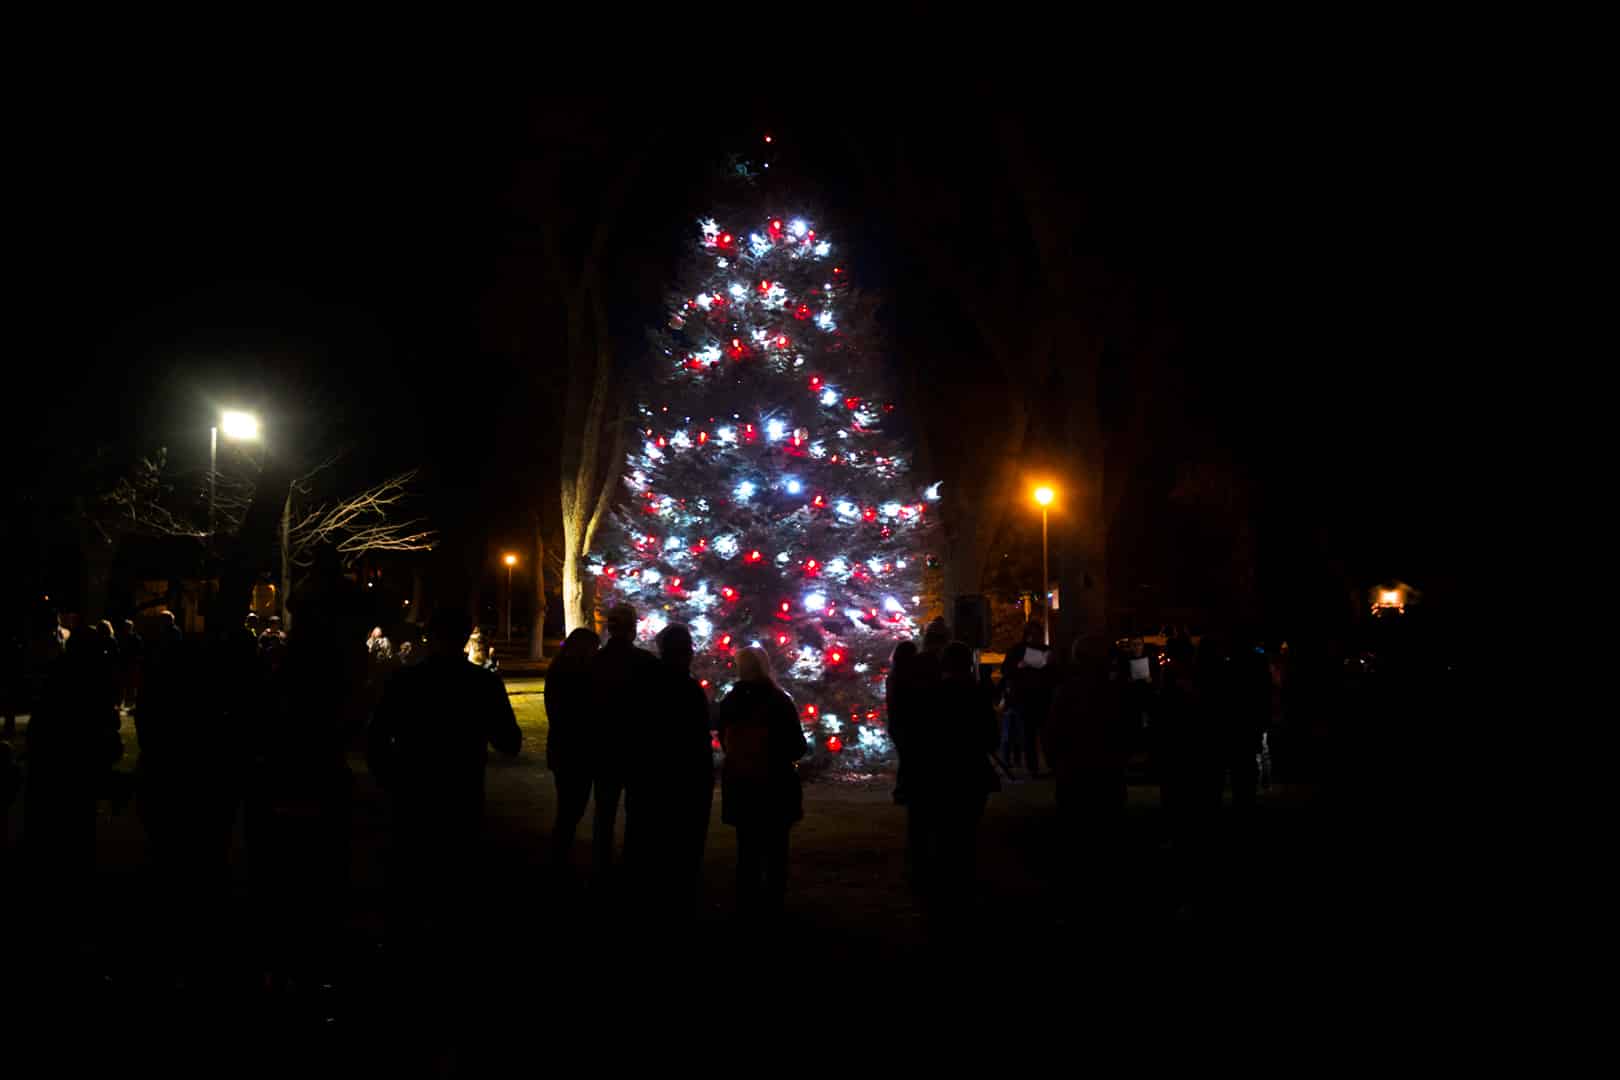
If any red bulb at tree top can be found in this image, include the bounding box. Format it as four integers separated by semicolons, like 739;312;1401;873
805;704;818;717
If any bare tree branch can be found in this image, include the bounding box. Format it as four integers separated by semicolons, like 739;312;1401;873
284;469;437;568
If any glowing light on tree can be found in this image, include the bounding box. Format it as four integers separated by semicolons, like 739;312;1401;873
591;212;935;768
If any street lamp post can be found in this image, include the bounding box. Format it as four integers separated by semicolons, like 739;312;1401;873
503;553;517;642
1033;486;1055;645
212;410;261;537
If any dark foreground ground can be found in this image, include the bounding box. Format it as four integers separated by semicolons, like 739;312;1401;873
0;681;1420;1070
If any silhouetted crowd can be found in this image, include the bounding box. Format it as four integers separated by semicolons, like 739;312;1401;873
3;572;1423;995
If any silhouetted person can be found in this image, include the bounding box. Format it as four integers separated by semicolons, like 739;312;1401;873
1001;621;1055;775
717;646;807;919
1154;633;1204;846
587;604;657;877
1215;634;1270;815
1047;635;1132;896
26;631;121;933
117;618;144;710
136;622;254;982
886;640;920;807
544;626;599;868
627;623;714;916
153;609;182;658
902;621;950;874
248;591;357;993
0;741;18;847
907;642;998;906
369;608;521;943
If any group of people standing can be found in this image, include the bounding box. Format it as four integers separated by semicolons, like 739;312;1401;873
887;620;1001;905
543;603;805;919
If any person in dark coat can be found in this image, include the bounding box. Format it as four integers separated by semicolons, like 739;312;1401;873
117;619;144;711
0;740;19;847
544;626;599;868
24;631;120;884
247;591;356;993
1215;634;1270;814
368;608;521;940
885;640;920;806
19;629;120;957
156;609;183;651
627;623;714;915
716;646;807;917
1047;635;1132;896
908;642;999;904
587;604;658;876
1154;633;1203;846
1001;621;1055;775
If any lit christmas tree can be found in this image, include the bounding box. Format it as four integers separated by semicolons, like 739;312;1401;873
590;210;937;769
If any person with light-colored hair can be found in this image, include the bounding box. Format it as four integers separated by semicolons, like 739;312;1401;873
716;645;808;917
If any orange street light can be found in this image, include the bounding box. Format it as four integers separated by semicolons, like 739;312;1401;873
1032;486;1056;643
502;553;518;641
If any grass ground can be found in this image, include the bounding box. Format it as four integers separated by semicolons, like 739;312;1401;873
1;676;1362;1065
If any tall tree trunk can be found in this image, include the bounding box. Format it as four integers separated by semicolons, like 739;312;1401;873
529;508;547;660
561;541;591;636
410;567;424;623
559;288;625;633
279;490;293;632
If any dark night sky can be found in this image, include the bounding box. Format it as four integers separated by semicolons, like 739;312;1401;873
14;82;1471;621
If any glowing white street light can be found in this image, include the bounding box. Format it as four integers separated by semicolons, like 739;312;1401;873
211;410;262;536
221;410;261;441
